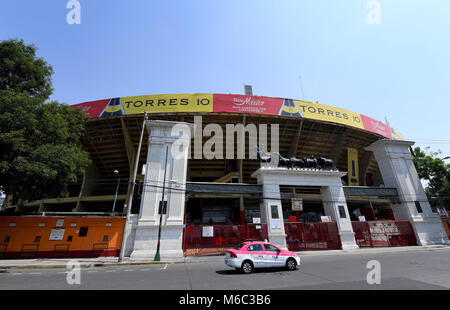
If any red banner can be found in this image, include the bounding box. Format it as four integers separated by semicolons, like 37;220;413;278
360;114;392;139
71;99;110;119
213;94;283;115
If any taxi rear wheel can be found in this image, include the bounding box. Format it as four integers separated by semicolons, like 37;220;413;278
241;260;254;274
286;258;297;271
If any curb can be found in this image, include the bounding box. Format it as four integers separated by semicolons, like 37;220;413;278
0;260;184;270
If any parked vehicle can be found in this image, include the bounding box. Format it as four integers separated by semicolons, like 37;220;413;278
225;241;301;274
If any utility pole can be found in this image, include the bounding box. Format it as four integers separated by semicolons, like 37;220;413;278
118;112;148;262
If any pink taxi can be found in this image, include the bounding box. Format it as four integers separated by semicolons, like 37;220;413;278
225;241;301;274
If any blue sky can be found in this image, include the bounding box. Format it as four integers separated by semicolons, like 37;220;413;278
1;0;449;159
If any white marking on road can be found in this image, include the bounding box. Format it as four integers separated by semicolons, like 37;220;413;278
106;270;116;273
29;272;41;275
123;269;133;272
11;273;22;275
163;264;168;270
87;270;98;273
57;271;67;274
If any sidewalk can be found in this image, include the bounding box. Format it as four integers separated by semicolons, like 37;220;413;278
0;245;449;269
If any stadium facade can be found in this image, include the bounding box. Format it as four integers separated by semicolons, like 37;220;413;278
0;93;448;259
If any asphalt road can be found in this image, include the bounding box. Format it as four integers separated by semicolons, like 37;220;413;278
1;248;449;290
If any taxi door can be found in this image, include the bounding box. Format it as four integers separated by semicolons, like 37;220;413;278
246;243;265;267
263;243;284;267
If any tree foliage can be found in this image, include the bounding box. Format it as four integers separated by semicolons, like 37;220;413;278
412;146;450;207
0;39;90;204
0;39;53;99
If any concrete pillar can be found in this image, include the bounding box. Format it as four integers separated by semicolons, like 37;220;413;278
130;120;194;259
260;182;287;248
321;185;358;249
365;139;449;245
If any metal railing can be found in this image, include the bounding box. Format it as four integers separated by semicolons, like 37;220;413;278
352;220;417;248
285;222;342;251
183;224;268;256
20;244;39;258
53;244;70;258
92;243;109;257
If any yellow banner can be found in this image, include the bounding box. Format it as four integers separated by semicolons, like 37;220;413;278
121;93;213;114
347;147;359;186
294;100;364;129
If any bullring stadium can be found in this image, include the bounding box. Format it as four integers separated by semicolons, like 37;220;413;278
0;92;448;259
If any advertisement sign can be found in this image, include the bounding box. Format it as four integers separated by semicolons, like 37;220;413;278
293;100;365;130
358;216;367;222
252;217;261;224
279;98;303;117
202;226;214;237
100;97;125;117
71;99;110;119
49;228;65;241
70;93;401;140
121;93;213;115
213;94;283;115
270;219;281;229
360;114;392;139
391;128;404;140
291;198;303;211
347;147;359;186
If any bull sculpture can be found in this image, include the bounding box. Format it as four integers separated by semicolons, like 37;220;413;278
257;150;337;171
256;146;272;164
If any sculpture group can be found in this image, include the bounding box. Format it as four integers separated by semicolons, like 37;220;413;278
256;147;337;171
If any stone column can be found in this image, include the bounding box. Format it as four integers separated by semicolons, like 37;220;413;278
130;120;194;259
251;170;287;248
321;185;358;249
261;181;287;249
365;139;449;245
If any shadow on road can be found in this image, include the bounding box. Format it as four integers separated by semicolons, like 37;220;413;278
216;267;296;275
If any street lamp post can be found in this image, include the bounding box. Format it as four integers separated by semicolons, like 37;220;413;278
154;145;169;262
112;170;120;215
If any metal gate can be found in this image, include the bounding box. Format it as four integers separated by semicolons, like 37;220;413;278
352;220;417;247
285;222;342;251
183;224;268;256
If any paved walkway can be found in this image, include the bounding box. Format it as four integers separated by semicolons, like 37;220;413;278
0;245;448;269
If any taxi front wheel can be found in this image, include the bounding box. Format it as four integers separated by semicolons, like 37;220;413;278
286;258;297;271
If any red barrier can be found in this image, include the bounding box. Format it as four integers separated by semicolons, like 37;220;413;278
352;220;417;248
183;224;268;256
285;222;342;251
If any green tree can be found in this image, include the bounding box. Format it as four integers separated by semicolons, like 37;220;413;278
412;146;450;208
0;39;90;205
